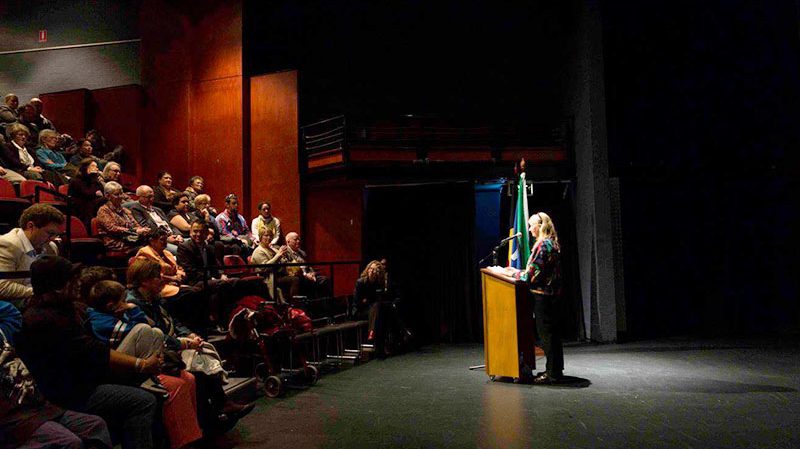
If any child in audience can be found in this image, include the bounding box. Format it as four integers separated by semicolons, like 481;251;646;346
86;280;203;449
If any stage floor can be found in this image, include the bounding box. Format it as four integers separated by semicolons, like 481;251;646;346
221;338;799;448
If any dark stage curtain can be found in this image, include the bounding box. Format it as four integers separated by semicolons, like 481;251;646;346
363;182;479;343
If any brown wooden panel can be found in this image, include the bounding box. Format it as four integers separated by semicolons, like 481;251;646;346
304;183;363;297
249;71;299;233
140;82;191;189
89;85;143;178
308;152;344;169
38;89;89;140
191;2;243;81
190;77;244;212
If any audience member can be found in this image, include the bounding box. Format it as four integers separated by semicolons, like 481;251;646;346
192;194;222;241
35;129;71;179
177;219;268;328
134;228;187;300
29;97;56;132
16;103;42;145
86;129;122;164
215;194;255;253
153;171;180;212
184;176;204;209
250;228;289;298
68;158;105;227
128;185;183;253
1;298;113;449
126;258;255;431
0;94;19;131
15;255;159;449
0;204;62;309
96;181;150;255
67;138;120;172
86;279;203;449
251;201;283;245
274;232;330;300
168;192;194;238
1;123;47;181
353;260;397;358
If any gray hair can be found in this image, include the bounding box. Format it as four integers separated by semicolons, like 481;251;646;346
38;129;59;146
135;185;153;196
104;181;123;195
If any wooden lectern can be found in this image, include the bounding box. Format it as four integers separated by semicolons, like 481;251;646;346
480;268;536;382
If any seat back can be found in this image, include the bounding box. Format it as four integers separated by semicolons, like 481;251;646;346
20;180;58;201
69;216;91;238
90;217;101;236
58;184;69;196
0;179;18;199
223;254;250;276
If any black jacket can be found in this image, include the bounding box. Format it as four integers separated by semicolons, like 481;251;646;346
177;240;220;285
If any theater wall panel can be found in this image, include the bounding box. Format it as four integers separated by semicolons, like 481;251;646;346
90;85;143;178
249;71;300;235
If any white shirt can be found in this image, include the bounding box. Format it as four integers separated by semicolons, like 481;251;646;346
12;141;35;168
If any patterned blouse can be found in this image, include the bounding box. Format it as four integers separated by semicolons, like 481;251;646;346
96;203;139;252
521;238;562;296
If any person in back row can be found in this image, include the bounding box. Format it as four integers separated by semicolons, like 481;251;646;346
251;201;282;246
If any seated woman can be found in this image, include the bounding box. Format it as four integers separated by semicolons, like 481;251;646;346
86;280;202;449
183;176;204;209
153;171;181;213
168;193;194;239
125;258;255;431
99;161;132;202
34;128;72;182
354;260;403;358
15;255;160;449
95;181;150;255
68;158;105;228
135;228;209;332
1;122;54;183
250;228;289;300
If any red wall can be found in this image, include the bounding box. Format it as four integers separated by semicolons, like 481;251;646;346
139;0;244;212
38;89;89;140
249;71;300;235
89;85;143;178
304;181;363;296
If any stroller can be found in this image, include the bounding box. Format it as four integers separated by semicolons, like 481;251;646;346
228;296;318;397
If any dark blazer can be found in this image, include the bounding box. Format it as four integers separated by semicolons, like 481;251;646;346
126;201;173;233
0;142;39;173
177;240;220;285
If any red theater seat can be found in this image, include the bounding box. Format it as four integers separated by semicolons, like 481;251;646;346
223;254;252;277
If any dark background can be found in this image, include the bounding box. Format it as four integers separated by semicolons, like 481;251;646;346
247;0;800;340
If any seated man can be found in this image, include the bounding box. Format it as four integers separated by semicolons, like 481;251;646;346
214;194;255;255
274;232;330;301
127;185;183;254
177;219;268;330
29;97;56;132
0;204;62;309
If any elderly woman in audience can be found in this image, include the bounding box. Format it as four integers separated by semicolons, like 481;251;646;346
86;279;203;449
68;158;106;228
15;255;160;449
126;258;255;431
250;228;288;299
153;171;181;212
96;181;150;254
99;161;132;200
184;176;204;209
168;192;194;238
35;129;71;178
1;123;47;181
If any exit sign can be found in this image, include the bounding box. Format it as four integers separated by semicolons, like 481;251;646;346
38;30;47;42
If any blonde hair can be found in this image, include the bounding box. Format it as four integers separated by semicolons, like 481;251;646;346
194;194;211;207
530;212;559;246
359;260;387;285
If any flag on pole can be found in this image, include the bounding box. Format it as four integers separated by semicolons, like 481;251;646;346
508;172;531;269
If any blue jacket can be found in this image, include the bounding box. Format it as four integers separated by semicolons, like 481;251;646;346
126;288;192;350
35;146;68;170
0;300;22;345
86;306;149;349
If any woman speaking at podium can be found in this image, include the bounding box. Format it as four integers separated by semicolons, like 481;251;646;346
507;212;563;384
